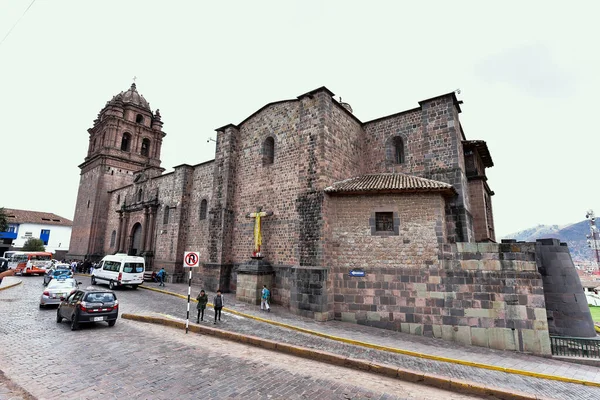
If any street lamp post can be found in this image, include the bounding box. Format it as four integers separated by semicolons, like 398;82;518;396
586;209;600;270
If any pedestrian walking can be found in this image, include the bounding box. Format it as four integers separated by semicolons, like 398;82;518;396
261;284;271;312
196;290;208;322
157;267;166;286
213;289;224;324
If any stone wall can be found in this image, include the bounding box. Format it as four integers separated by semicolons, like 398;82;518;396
533;238;596;337
274;265;332;321
332;236;552;355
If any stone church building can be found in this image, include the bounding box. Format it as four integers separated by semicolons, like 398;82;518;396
69;84;595;354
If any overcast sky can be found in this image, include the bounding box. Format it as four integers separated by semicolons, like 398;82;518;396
1;0;599;238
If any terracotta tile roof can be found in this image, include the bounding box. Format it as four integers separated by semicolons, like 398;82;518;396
324;173;456;196
3;208;72;227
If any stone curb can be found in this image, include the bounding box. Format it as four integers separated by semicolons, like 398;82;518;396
139;284;600;388
0;279;22;291
122;313;543;400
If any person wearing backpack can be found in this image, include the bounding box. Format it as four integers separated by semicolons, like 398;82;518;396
261;284;271;312
196;289;208;322
213;289;224;324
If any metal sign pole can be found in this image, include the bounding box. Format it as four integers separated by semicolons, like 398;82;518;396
185;267;192;334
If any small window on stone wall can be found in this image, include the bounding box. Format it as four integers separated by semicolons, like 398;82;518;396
393;136;404;164
116;194;120;204
121;132;131;151
262;136;275;165
87;200;90;209
110;230;116;247
163;206;170;224
370;211;399;236
136;114;144;124
199;199;207;220
141;138;150;157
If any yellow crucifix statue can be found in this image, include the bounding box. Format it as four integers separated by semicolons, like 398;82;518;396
246;207;273;257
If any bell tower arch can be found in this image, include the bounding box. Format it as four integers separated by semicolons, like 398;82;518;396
68;83;166;261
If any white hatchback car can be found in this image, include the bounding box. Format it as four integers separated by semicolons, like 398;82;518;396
40;278;80;308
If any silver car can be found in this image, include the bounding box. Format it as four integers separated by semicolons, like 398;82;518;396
40;278;80;308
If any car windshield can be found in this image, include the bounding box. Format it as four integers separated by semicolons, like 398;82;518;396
53;270;71;276
84;292;116;303
47;280;76;289
123;262;144;273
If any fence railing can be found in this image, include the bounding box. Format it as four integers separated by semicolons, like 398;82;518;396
550;335;600;359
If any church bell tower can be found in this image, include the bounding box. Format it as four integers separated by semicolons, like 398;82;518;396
68;83;166;261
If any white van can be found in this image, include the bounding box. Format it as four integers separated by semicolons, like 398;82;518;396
91;254;145;289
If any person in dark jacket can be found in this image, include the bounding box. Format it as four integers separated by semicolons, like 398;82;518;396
196;290;208;322
213;289;224;324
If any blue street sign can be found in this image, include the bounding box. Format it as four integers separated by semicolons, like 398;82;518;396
349;269;366;277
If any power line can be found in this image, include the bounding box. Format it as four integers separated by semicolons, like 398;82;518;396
0;0;37;47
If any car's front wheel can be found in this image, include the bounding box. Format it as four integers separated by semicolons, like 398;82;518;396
70;315;79;331
91;275;96;285
108;320;116;327
56;310;62;323
109;280;115;290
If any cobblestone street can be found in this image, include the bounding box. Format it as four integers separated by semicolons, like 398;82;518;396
0;277;488;400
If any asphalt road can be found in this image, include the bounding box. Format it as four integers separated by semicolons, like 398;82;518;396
0;276;486;400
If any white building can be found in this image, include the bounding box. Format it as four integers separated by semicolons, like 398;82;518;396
1;208;72;257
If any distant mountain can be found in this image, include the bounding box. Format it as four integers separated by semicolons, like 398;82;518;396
502;221;599;263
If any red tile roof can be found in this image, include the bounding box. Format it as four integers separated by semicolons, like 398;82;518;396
324;173;456;196
3;208;72;227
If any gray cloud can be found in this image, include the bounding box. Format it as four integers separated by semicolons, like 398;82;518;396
475;44;575;97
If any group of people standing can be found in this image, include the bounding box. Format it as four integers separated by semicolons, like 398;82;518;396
194;285;271;324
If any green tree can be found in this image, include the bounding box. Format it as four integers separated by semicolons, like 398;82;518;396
0;208;8;232
23;238;45;251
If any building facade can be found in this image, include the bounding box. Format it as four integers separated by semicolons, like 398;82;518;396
0;208;72;258
69;84;595;354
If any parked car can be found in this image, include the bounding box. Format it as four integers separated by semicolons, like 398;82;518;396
43;266;73;286
56;288;119;330
91;254;144;289
40;278;80;308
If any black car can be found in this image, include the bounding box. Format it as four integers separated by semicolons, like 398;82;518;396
56;289;119;330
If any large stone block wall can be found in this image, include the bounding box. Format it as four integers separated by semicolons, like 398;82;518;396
533;238;597;337
273;265;332;321
332;232;552;354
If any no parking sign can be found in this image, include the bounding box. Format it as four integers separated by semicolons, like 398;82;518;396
183;251;200;268
183;251;200;334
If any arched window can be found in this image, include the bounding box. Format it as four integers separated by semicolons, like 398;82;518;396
387;136;405;164
137;189;143;202
199;199;207;220
262;136;275;165
141;138;150;157
136;114;144;124
121;132;131;151
110;230;116;247
163;206;170;224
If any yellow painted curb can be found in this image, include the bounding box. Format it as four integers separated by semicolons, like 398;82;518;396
122;313;539;400
138;285;600;388
0;279;22;291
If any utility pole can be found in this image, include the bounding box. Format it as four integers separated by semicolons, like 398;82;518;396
585;209;600;270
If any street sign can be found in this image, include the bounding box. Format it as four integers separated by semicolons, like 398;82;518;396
183;251;200;268
349;269;366;277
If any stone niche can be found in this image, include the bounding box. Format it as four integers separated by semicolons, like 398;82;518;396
235;258;274;305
